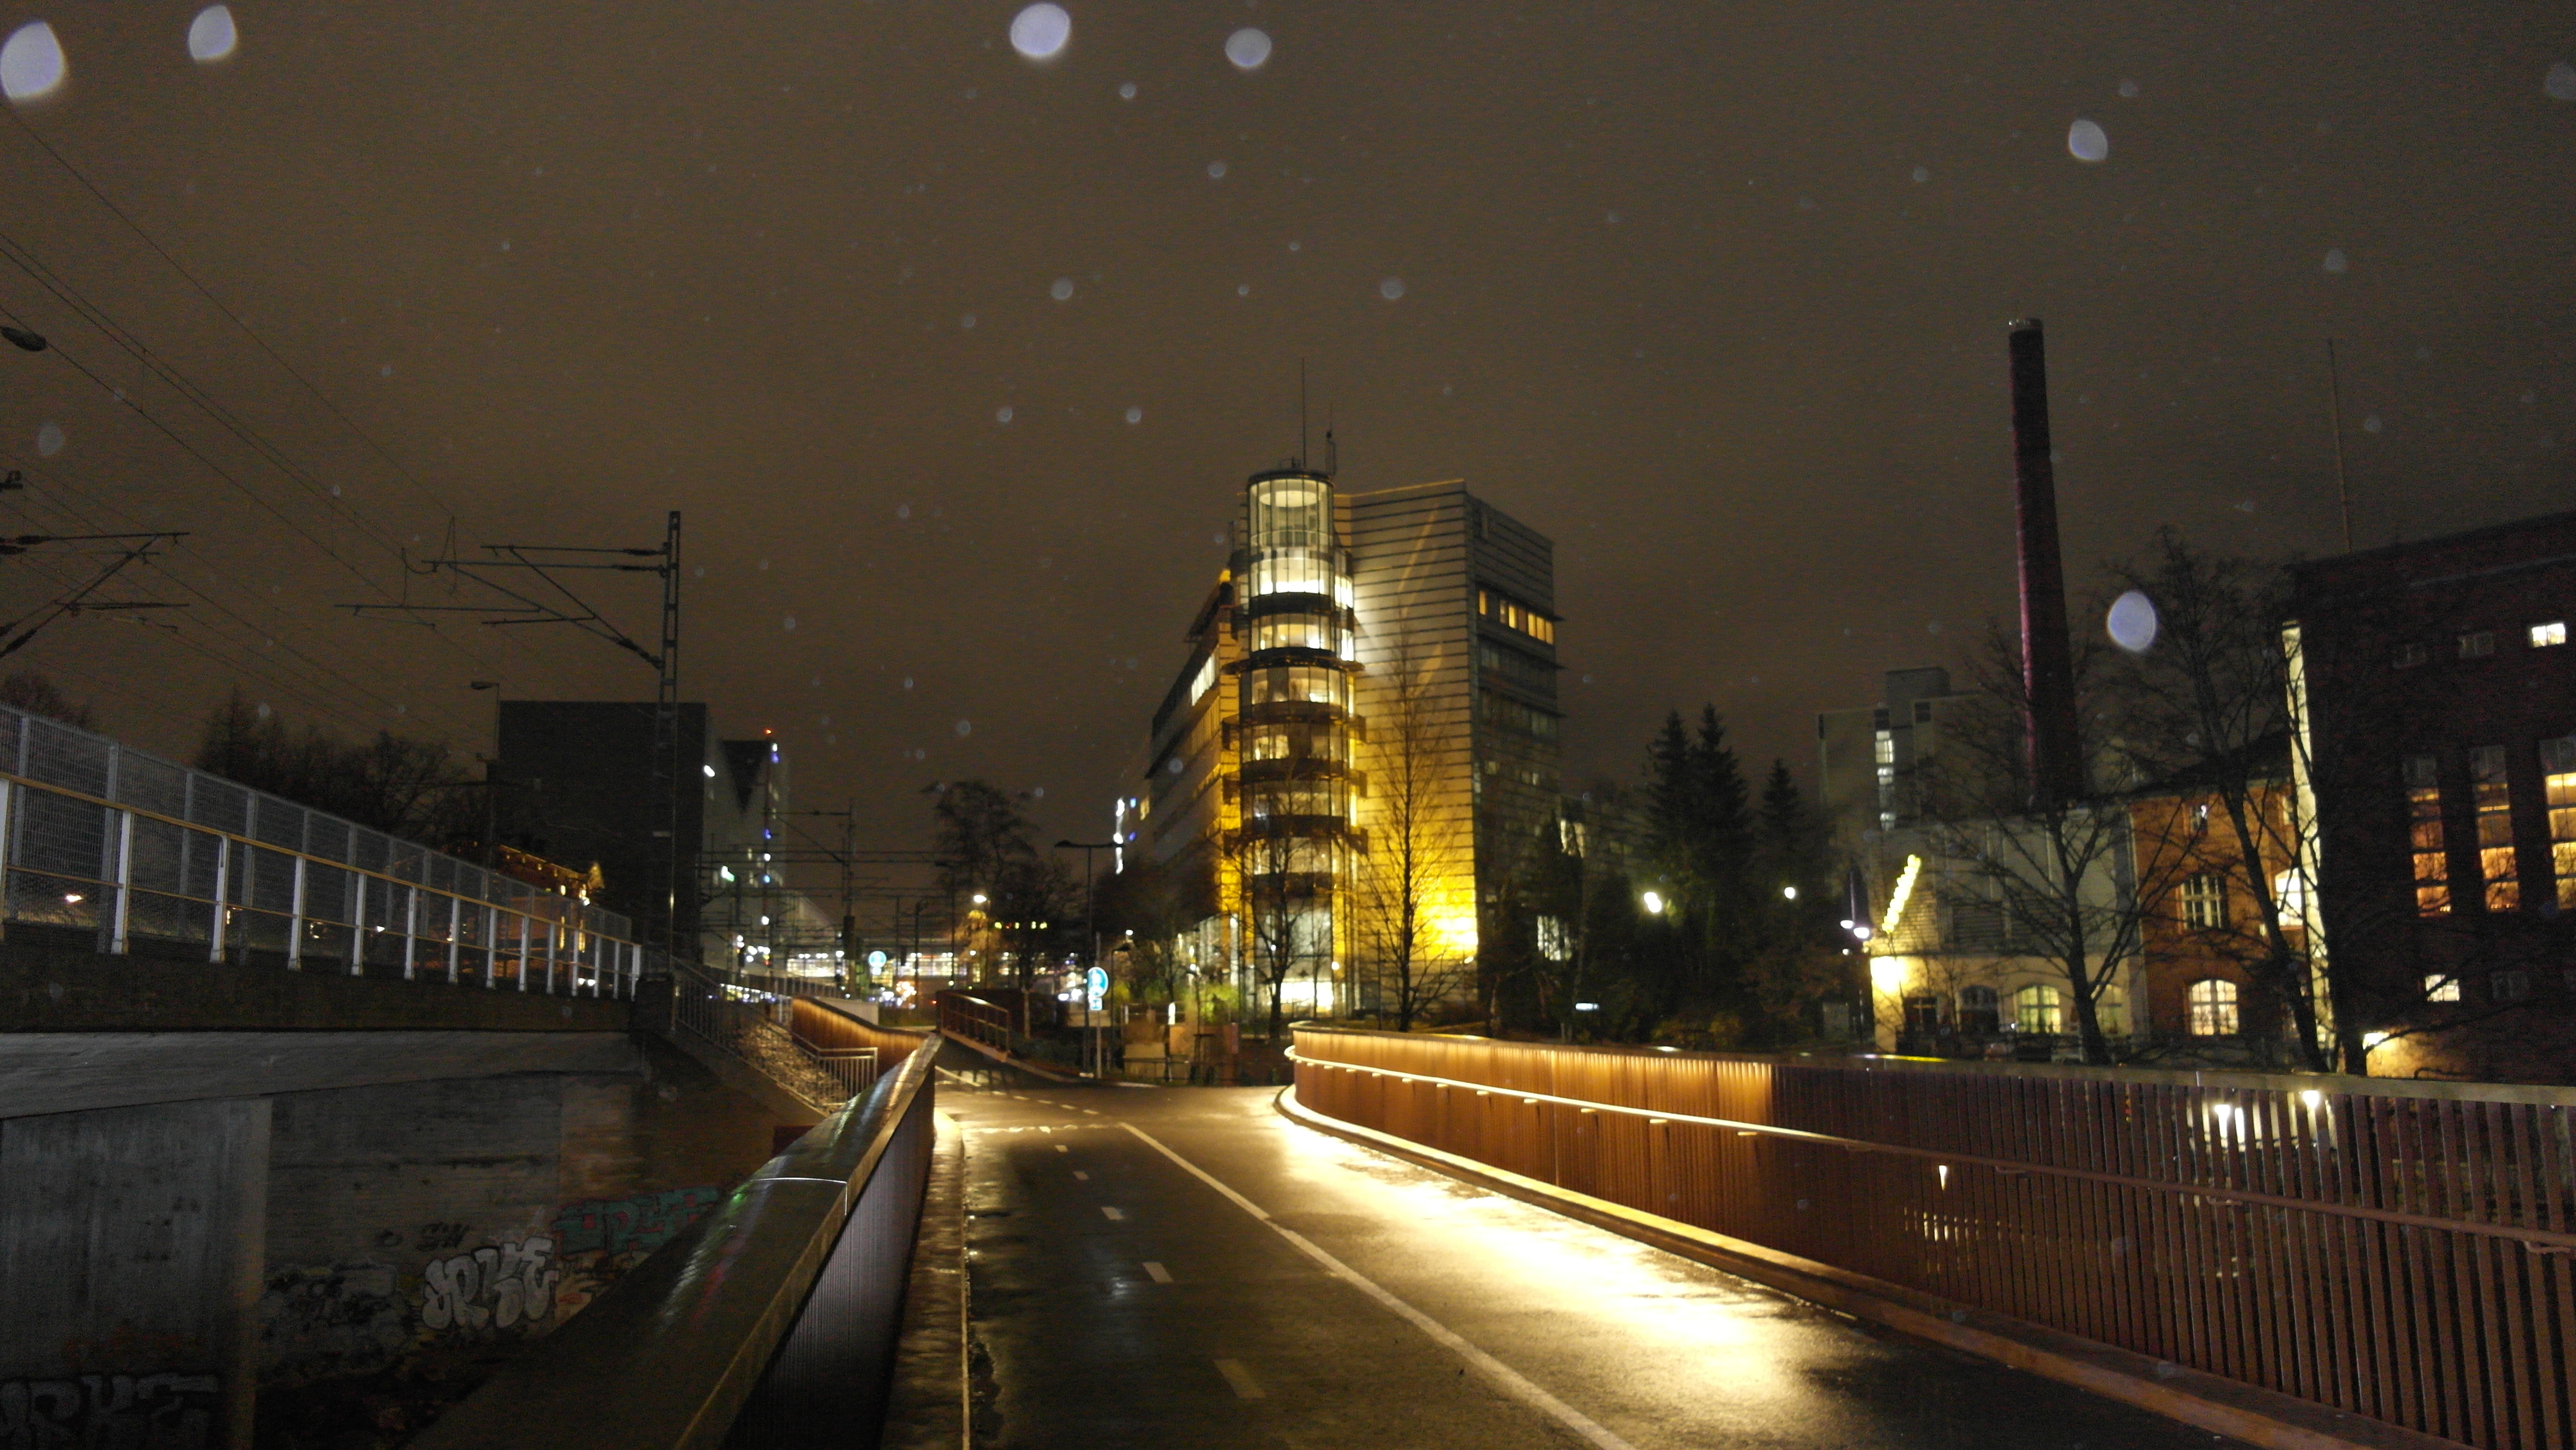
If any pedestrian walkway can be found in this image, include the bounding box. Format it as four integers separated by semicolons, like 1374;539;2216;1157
951;1081;2253;1450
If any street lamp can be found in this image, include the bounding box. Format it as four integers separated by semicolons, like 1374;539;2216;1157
1055;837;1117;1077
1;326;45;353
1641;890;1666;916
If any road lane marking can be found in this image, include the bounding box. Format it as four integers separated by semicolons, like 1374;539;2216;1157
1121;1123;1638;1450
1055;1144;1070;1153
1074;1171;1090;1181
1143;1261;1173;1284
1214;1358;1265;1400
1101;1206;1126;1221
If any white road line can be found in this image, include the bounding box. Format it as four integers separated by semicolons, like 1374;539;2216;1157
1143;1260;1174;1284
1101;1206;1126;1221
1054;1144;1070;1153
1074;1170;1090;1181
1121;1123;1639;1450
1213;1358;1265;1401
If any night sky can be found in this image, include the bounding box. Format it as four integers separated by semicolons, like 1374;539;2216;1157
0;0;2570;896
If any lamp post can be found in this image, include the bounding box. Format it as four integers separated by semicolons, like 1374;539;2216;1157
2;327;45;497
469;681;503;869
1054;838;1115;1075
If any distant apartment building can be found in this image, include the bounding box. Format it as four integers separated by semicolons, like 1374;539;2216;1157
2287;508;2576;1082
1818;667;2141;1055
1123;468;1562;1022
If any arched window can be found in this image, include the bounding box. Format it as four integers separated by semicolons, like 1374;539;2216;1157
2013;983;2061;1034
2187;979;2240;1037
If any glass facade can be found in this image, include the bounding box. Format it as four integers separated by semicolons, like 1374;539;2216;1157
1237;471;1362;995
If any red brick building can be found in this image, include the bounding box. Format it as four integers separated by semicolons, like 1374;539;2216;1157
2289;509;2576;1083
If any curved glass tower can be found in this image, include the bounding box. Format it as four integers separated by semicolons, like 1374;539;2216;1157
1235;468;1359;1006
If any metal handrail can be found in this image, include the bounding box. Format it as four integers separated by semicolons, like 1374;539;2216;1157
412;1031;942;1450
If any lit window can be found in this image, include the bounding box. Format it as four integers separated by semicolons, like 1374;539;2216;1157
1558;818;1587;857
2543;736;2576;910
1189;653;1217;706
2180;873;2228;929
1874;731;1896;766
1536;915;1571;962
2405;755;2450;917
2424;973;2461;1003
2392;643;2429;669
2470;744;2517;910
2459;631;2496;660
2013;984;2062;1035
2186;979;2239;1037
2532;621;2568;648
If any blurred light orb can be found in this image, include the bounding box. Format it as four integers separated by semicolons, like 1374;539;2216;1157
1378;277;1406;301
954;718;974;738
1118;81;1136;100
1124;406;1143;424
188;6;236;63
995;405;1014;423
2322;248;2349;274
1225;27;1272;71
2;22;66;101
1206;160;1227;179
2107;590;2159;653
35;421;65;457
2547;61;2576;102
1009;4;1070;60
959;312;976;329
2067;118;2109;162
2117;78;2139;98
1050;276;1074;301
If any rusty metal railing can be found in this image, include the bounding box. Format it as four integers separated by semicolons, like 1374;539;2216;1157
413;1031;940;1450
1291;1028;2576;1450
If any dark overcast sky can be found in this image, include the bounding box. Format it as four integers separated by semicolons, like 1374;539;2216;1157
1;0;2570;889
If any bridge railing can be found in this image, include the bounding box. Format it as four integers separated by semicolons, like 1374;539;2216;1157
412;1029;942;1450
0;704;652;996
1292;1028;2576;1450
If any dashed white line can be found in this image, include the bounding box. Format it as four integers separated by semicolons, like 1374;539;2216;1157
1214;1358;1264;1400
1100;1206;1126;1221
1143;1260;1174;1284
1121;1122;1638;1450
1055;1144;1070;1153
1073;1170;1090;1181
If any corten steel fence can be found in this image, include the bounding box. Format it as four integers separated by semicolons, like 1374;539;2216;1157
1292;1028;2576;1450
937;991;1014;1053
412;1032;942;1450
0;705;653;996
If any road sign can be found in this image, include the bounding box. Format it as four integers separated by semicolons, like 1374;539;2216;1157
1085;965;1108;1012
866;949;888;970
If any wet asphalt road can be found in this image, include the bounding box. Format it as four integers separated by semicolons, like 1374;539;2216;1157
949;1064;2252;1450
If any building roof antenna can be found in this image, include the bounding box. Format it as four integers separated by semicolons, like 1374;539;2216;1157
1297;359;1309;471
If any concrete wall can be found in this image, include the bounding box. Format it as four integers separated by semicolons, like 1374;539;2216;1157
1;1031;786;1447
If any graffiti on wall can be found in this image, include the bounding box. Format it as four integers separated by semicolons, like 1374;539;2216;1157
258;1261;412;1386
552;1188;719;1259
420;1236;559;1334
0;1373;220;1449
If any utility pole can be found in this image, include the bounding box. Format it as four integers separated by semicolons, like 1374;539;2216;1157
2325;338;2355;554
344;512;685;957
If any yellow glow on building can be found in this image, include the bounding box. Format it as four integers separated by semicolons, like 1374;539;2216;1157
1879;854;1923;940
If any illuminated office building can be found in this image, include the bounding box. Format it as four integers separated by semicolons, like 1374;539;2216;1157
1127;468;1562;1021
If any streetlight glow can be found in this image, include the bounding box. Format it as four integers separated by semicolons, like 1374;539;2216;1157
1641;890;1665;915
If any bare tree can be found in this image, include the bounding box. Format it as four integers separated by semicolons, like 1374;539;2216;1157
2108;533;2336;1070
1916;622;2167;1065
1232;812;1321;1041
0;670;95;729
1352;630;1474;1031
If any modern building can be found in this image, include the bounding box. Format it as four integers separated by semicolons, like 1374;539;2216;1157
1125;468;1562;1025
2286;508;2576;1082
494;700;709;956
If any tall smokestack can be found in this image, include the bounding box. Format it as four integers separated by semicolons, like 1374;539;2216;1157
2007;319;2084;808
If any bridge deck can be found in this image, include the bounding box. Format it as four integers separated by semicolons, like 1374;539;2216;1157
951;1078;2250;1450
